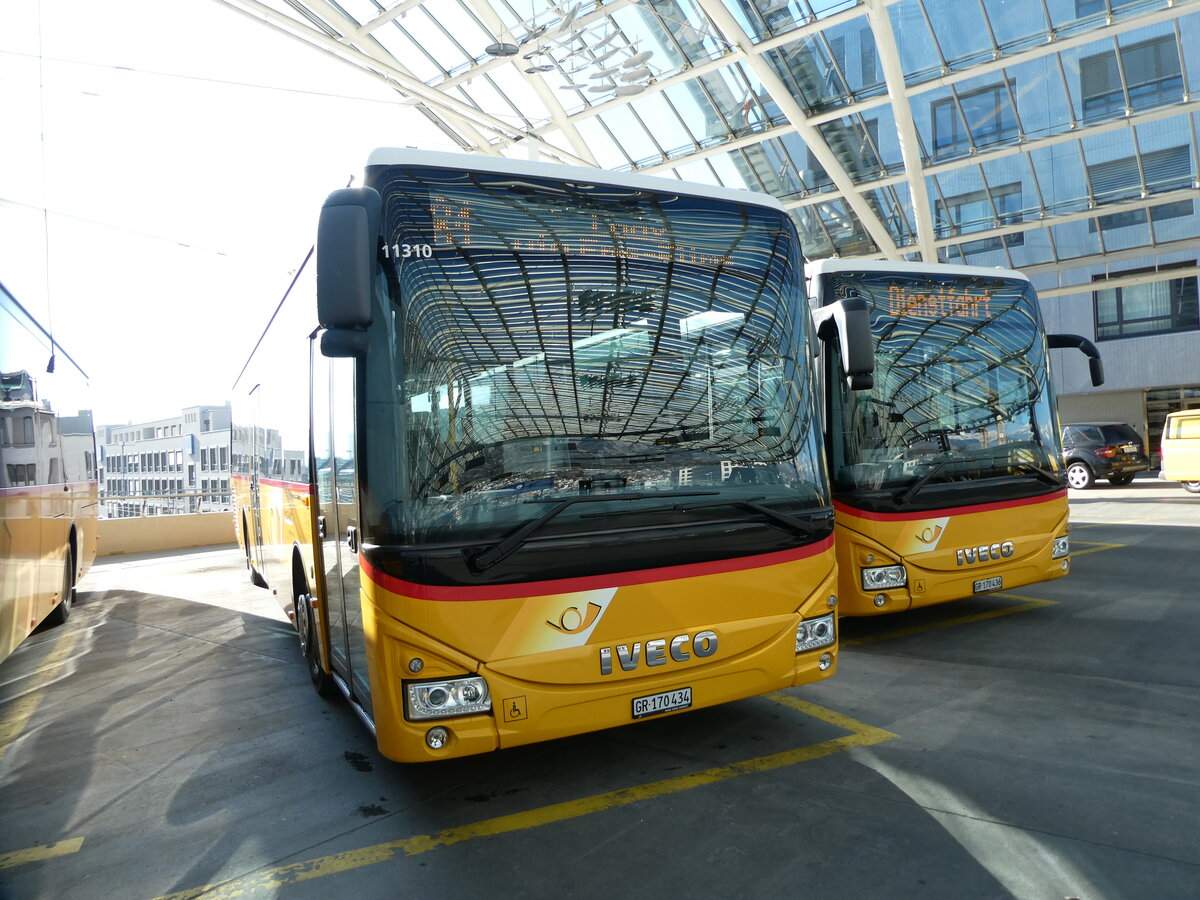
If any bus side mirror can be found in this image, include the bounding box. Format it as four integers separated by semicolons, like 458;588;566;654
317;187;382;356
813;297;874;391
1048;333;1105;387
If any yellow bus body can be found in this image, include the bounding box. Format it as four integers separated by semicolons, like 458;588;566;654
833;491;1069;616
236;474;839;762
362;543;838;761
1160;410;1200;487
0;481;98;661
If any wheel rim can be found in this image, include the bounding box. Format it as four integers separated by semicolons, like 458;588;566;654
62;557;74;612
295;593;311;656
1067;465;1089;489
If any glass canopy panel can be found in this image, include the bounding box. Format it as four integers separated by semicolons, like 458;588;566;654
592;104;663;169
573;116;631;169
817;114;890;184
725;1;815;44
734;138;809;199
981;0;1053;54
927;0;996;71
864;186;915;248
618;0;727;70
801;13;889;104
1008;222;1057;268
789;205;836;258
1002;52;1074;142
1028;142;1090;217
401;2;483;77
369;17;450;83
1049;219;1104;260
762;33;854;115
1047;0;1171;39
811;198;875;254
887;0;945;86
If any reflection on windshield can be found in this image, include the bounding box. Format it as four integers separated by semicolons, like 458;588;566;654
826;271;1063;497
361;166;828;545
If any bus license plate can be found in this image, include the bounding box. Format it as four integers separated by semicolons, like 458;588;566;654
974;576;1003;593
632;687;692;719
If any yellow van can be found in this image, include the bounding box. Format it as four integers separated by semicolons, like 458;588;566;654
1160;409;1200;493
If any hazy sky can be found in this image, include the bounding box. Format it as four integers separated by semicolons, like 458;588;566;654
0;0;459;426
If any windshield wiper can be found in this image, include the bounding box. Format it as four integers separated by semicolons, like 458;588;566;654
1009;461;1064;487
467;491;718;574
896;460;951;505
607;495;823;540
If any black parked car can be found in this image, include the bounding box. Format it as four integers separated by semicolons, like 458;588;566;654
1060;423;1150;489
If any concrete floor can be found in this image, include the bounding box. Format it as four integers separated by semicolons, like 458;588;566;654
1;478;1198;899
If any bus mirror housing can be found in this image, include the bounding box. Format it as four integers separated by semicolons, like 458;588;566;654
813;297;875;391
317;187;382;348
1048;333;1105;387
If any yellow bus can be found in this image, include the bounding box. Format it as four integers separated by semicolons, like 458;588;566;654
0;282;98;664
809;259;1103;616
1159;409;1200;493
232;149;872;762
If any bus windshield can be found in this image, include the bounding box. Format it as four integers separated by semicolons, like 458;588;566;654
359;165;828;561
823;270;1063;509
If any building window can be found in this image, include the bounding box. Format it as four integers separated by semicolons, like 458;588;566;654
1086;145;1192;204
1090;198;1194;233
1080;34;1183;122
931;82;1018;157
1094;264;1199;340
935;182;1025;253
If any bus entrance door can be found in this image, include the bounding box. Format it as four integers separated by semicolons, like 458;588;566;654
315;354;372;717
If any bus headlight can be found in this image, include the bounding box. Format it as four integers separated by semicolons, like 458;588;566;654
406;676;491;720
861;564;906;591
1052;536;1069;559
796;614;836;653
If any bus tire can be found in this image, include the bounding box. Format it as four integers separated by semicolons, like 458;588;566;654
295;587;334;697
44;553;75;628
1182;481;1200;494
1066;462;1093;490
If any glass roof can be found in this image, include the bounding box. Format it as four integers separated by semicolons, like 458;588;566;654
210;0;1199;293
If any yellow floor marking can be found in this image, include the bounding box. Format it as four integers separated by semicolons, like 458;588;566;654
0;626;83;763
1069;541;1124;557
0;837;85;870
844;593;1058;646
153;700;895;900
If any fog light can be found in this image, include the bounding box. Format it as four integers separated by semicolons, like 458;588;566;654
796;613;836;653
874;594;887;608
862;564;906;591
1052;536;1069;559
818;652;833;671
426;726;450;750
407;675;491;720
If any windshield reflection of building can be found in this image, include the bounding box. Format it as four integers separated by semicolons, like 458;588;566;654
1;370;96;489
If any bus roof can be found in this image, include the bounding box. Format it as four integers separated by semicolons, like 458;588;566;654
806;258;1031;284
365;148;788;214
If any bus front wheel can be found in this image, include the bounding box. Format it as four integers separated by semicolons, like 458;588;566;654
44;553;75;628
295;588;334;697
1183;481;1200;494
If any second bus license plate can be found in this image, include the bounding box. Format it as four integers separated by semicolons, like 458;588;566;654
632;687;692;719
973;576;1003;593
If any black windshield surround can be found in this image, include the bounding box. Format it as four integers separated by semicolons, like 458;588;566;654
824;270;1065;515
356;164;831;587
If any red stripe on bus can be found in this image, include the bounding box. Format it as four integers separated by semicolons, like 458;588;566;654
362;535;835;602
833;490;1067;522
